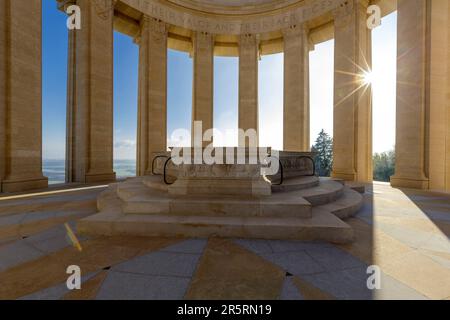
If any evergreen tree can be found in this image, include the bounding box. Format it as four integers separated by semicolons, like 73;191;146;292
311;129;333;177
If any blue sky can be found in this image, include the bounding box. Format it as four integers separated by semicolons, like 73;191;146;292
42;1;397;160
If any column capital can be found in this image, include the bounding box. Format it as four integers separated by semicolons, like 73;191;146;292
282;23;308;40
239;33;259;48
332;0;370;20
92;0;115;20
58;0;116;19
139;16;168;45
194;31;215;45
192;31;215;56
56;0;77;13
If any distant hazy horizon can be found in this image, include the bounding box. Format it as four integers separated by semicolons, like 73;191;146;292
43;159;137;184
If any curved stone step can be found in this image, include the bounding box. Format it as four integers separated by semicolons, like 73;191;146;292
78;209;354;244
116;178;156;201
142;175;169;192
316;188;363;219
344;182;366;194
289;180;345;206
331;178;366;194
97;184;123;212
115;178;346;217
114;177;311;218
122;192;312;219
271;176;320;193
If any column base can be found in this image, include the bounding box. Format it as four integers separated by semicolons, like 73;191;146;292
332;171;356;181
1;176;48;193
390;176;430;190
85;172;116;184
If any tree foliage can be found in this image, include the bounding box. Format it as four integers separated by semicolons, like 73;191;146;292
310;130;395;181
311;129;333;177
373;150;395;182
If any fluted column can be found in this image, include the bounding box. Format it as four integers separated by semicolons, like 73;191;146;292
66;0;116;183
390;0;429;189
332;0;372;182
447;1;450;192
0;0;48;192
63;0;76;183
0;0;6;192
239;34;259;141
283;24;310;152
136;17;168;176
392;0;450;191
192;32;214;146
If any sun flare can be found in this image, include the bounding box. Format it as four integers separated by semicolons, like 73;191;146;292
362;71;374;85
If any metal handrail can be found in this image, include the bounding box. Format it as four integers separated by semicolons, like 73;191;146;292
163;157;174;185
271;158;284;186
268;155;316;186
297;156;316;177
264;156;283;186
151;155;169;175
154;154;315;186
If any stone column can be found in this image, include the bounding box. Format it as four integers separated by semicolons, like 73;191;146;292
283;24;310;152
447;1;450;193
392;0;450;191
136;17;168;176
63;0;76;183
428;0;450;191
192;32;214;146
0;0;48;192
66;0;116;183
332;0;372;182
390;0;429;189
238;34;259;142
0;0;5;192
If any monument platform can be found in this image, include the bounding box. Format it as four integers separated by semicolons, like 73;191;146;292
78;150;364;244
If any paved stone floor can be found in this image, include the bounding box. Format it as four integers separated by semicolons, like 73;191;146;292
0;183;449;300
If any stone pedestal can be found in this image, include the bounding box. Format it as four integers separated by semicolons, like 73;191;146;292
78;148;361;244
283;24;310;152
66;0;116;183
0;0;48;193
239;34;259;140
332;0;372;183
153;148;316;197
169;149;271;197
136;17;168;176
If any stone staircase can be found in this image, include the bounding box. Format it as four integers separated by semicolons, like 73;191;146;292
78;174;364;244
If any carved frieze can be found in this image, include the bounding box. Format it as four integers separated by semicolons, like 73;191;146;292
122;0;349;35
